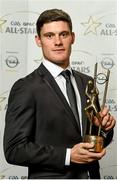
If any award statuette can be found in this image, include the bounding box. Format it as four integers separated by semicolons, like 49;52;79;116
83;63;110;152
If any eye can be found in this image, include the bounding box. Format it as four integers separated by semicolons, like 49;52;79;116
61;32;69;38
44;33;54;39
47;34;53;38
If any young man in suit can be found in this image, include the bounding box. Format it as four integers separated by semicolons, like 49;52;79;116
4;9;116;179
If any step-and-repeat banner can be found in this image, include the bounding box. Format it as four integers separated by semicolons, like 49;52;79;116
0;0;117;179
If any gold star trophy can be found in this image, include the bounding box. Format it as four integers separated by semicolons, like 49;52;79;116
83;63;110;152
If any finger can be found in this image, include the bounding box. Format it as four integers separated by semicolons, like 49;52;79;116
87;148;106;159
93;116;101;126
81;142;95;152
104;115;116;130
100;106;109;117
102;114;110;126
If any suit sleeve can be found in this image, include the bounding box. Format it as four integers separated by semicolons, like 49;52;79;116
3;79;66;170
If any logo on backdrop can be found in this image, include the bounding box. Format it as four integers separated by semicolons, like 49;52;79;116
102;165;117;179
96;73;107;84
81;16;102;35
0;11;40;73
0;19;7;32
0;175;28;179
106;97;117;112
71;50;94;75
81;13;117;36
5;55;20;68
101;56;115;70
0;11;39;34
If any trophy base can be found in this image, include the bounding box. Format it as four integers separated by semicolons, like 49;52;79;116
83;135;104;153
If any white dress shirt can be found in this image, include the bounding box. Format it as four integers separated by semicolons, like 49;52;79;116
43;59;83;165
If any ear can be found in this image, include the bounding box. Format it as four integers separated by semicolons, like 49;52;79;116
35;35;42;47
71;32;75;44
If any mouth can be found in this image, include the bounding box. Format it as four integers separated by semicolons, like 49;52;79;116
53;49;65;52
53;48;65;50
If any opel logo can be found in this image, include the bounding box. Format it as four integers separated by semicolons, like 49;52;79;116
96;73;107;84
6;56;19;68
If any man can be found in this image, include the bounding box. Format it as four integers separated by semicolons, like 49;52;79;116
3;9;116;179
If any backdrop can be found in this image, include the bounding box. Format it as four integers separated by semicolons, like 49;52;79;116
0;0;117;179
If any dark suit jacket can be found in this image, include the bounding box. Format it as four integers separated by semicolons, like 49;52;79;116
3;63;113;179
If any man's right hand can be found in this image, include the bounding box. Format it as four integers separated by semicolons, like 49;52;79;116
70;142;106;164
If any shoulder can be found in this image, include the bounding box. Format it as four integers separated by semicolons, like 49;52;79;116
8;68;41;106
9;67;41;99
12;67;39;89
73;69;93;83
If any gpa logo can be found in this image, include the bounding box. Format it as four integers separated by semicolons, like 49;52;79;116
5;55;19;68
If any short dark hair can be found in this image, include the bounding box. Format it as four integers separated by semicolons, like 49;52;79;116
36;9;73;36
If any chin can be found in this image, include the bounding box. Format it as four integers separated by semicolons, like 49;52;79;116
55;59;67;64
55;60;68;67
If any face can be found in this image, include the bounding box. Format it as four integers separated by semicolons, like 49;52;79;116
35;21;75;68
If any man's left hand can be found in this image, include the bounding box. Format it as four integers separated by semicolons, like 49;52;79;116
94;106;116;131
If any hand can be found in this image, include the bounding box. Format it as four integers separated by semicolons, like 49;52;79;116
93;106;116;131
70;142;106;164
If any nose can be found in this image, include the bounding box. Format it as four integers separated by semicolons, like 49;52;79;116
54;35;62;46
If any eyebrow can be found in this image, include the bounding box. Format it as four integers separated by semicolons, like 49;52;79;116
43;30;70;36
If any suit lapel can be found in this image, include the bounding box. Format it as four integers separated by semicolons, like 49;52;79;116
37;64;79;130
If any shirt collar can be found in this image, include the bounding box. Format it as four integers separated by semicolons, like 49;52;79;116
43;59;73;79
